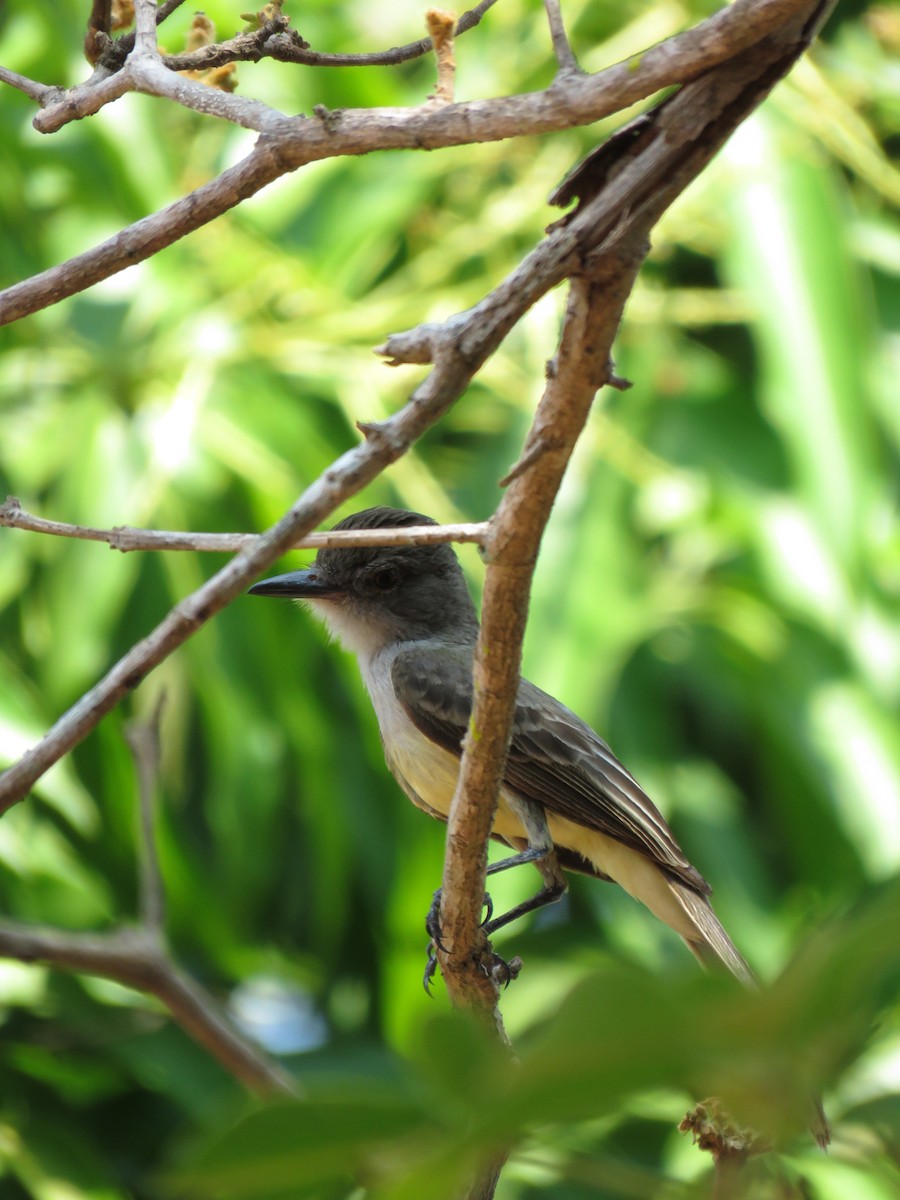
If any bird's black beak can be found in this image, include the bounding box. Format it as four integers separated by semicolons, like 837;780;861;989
248;569;343;599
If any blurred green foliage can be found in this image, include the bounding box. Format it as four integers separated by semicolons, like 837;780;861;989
0;0;899;1197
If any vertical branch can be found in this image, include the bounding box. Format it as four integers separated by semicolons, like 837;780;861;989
544;0;581;75
434;236;647;1200
436;236;646;1011
85;0;114;61
132;0;160;57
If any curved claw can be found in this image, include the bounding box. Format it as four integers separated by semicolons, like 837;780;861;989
424;889;504;994
423;943;439;996
425;888;448;952
482;952;510;988
485;952;522;990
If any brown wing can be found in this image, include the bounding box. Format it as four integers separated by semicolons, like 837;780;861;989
390;645;709;895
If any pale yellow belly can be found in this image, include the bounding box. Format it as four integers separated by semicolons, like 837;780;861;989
386;722;698;943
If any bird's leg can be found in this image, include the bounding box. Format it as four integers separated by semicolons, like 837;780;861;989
423;799;566;992
482;848;567;935
481;796;567;935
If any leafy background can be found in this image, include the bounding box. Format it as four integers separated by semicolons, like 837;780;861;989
0;0;899;1196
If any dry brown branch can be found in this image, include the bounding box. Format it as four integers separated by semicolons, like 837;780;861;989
132;0;159;55
0;921;294;1096
440;235;647;1200
31;49;289;134
112;0;497;72
85;0;114;64
434;242;646;1020
0;607;294;1099
1;0;818;326
0;497;487;553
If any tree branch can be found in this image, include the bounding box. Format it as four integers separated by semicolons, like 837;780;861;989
0;199;588;809
0;0;834;831
544;0;581;77
434;234;646;1022
1;0;820;326
132;0;160;57
105;0;499;72
0;921;294;1097
0;65;58;103
0;497;487;552
31;39;290;134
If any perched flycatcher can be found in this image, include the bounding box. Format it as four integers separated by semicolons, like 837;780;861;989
249;506;755;986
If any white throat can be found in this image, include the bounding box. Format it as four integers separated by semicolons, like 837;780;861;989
303;597;393;667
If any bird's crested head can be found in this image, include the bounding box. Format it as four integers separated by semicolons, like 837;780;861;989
249;507;479;656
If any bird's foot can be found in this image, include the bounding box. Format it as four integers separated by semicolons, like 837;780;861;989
484;952;523;989
424;945;522;995
425;887;494;945
423;943;439;995
424;888;447;953
422;889;495;995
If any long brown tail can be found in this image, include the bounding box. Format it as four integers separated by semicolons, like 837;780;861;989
670;881;757;988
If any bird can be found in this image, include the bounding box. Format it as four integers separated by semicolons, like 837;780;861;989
248;505;755;987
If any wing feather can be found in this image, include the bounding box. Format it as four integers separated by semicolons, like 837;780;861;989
390;646;708;895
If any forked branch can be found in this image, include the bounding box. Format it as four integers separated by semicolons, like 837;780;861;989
1;0;819;326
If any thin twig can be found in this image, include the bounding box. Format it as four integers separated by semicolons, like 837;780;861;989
0;66;60;104
154;0;187;22
124;694;167;931
149;0;499;72
544;0;581;75
0;921;294;1096
0;498;487;553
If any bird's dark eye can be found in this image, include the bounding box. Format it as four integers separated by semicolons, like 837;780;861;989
369;565;401;592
